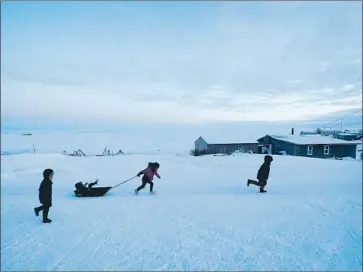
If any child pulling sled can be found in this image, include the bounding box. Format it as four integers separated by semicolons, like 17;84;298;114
247;155;273;193
135;162;161;195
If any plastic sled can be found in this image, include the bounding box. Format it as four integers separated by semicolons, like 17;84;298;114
74;186;112;197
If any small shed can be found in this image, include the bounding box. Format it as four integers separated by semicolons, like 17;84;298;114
257;134;360;159
194;135;259;155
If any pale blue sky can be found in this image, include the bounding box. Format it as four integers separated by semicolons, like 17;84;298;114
1;1;362;125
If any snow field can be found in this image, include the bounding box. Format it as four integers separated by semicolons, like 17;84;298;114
1;152;362;271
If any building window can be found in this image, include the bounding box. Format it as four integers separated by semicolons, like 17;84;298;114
324;145;330;155
307;145;313;156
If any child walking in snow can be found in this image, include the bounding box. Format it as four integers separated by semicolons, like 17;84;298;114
135;162;161;195
247;155;273;193
34;169;54;223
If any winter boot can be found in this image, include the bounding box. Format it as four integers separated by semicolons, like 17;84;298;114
260;187;267;193
150;191;156;195
134;189;138;195
43;218;52;223
34;207;40;217
248;179;260;186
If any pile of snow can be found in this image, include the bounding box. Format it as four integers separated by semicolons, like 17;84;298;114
341;157;359;161
230;149;254;156
1;150;362;271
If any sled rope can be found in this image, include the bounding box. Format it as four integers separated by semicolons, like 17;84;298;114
111;176;137;189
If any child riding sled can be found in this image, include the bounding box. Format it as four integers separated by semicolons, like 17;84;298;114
135;162;161;195
74;179;99;196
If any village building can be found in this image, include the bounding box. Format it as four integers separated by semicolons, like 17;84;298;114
257;134;360;159
194;135;259;155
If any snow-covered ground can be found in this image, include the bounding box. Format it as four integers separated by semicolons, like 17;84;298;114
1;132;362;271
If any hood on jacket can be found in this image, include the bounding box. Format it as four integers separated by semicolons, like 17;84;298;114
150;162;160;173
264;155;273;164
43;169;54;179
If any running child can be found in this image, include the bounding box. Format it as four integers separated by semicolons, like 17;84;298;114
247;155;273;193
135;162;161;195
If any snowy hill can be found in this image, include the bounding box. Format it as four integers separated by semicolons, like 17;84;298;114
1;149;362;271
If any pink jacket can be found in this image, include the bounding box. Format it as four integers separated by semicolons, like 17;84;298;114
141;167;160;180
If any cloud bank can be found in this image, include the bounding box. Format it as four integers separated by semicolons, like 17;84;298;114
1;1;362;124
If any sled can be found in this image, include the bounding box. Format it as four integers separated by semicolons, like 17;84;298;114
73;176;137;198
74;186;112;197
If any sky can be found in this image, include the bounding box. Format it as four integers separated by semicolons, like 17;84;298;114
1;1;362;126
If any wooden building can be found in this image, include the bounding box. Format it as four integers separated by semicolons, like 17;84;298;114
257;134;360;159
194;136;259;155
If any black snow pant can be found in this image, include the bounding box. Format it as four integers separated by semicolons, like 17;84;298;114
136;177;154;192
248;179;267;192
35;203;51;221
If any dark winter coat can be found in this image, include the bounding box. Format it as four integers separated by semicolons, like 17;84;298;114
257;162;270;182
39;169;53;205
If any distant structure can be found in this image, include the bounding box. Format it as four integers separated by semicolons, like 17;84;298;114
115;149;124;155
66;149;86;157
333;131;363;141
194;136;259;156
98;147;113;156
257;134;360;159
96;148;124;157
193;126;362;159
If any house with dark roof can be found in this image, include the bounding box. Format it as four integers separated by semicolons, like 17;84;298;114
257;134;360;159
